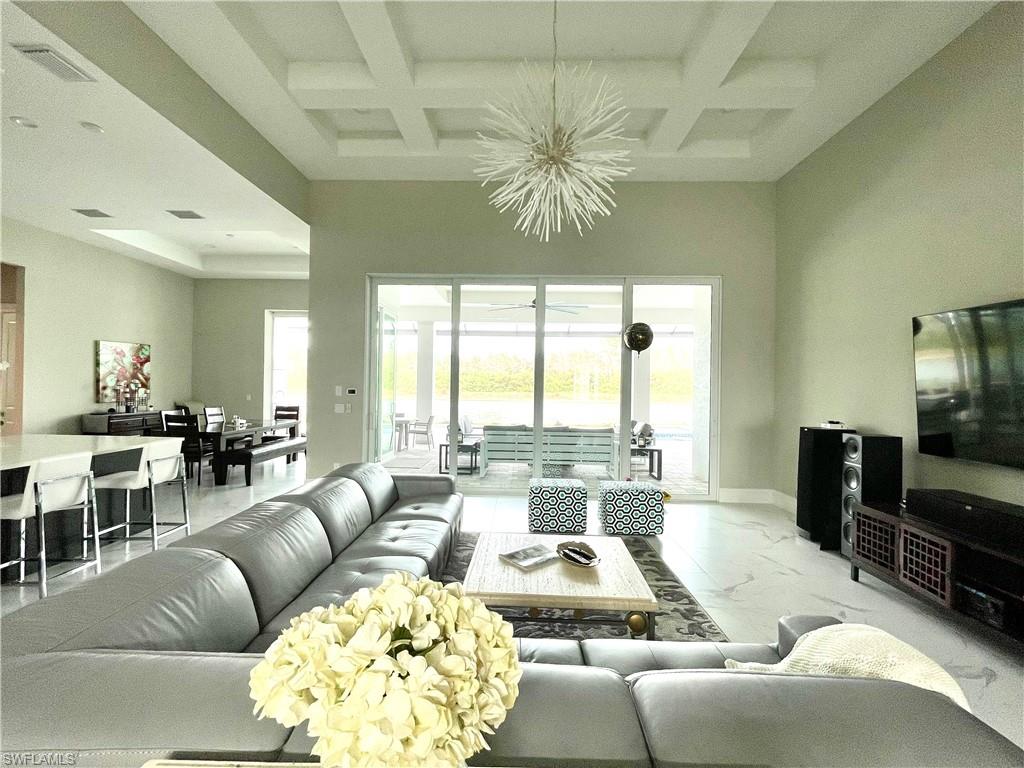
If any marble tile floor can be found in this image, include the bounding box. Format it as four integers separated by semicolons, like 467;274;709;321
2;460;1021;746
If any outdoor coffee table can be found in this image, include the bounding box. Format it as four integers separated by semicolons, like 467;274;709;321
463;532;659;639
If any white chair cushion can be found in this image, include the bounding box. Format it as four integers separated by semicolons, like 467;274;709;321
92;470;147;491
0;493;31;521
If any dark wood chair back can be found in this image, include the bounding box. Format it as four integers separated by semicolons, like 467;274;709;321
164;413;204;454
160;408;185;430
273;405;300;421
203;406;226;425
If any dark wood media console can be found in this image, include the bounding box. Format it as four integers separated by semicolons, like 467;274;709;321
851;499;1024;641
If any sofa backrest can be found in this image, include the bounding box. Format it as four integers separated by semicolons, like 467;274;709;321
329;463;399;521
170;501;332;627
0;549;259;656
273;477;373;557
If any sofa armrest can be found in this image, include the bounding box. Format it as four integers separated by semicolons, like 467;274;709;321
777;614;842;657
391;473;456;498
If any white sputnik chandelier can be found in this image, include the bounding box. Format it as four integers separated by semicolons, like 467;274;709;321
475;0;633;242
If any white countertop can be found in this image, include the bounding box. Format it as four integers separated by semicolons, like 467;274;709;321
0;434;182;471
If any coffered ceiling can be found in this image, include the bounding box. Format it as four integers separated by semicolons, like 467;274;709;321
129;0;993;181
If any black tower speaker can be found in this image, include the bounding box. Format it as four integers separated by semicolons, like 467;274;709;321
796;427;854;549
840;433;903;558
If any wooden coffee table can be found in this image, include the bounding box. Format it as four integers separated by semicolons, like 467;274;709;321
463;532;659;639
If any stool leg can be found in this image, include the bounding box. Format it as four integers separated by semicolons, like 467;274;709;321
180;473;192;536
34;496;47;599
81;507;88;560
17;519;26;583
89;476;101;575
148;477;158;550
124;488;132;549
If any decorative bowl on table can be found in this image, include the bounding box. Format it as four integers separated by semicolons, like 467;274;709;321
556;541;601;568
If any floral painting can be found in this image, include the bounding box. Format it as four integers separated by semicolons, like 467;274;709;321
96;340;151;403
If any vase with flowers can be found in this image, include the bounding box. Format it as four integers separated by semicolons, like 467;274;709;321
249;572;521;767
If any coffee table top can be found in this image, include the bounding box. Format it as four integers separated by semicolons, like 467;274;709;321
463;532;658;612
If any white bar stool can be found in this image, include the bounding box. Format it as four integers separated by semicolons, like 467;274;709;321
0;452;100;599
92;441;191;550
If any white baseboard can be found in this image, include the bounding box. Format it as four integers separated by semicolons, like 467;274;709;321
771;490;798;517
718;488;798;517
718;488;775;504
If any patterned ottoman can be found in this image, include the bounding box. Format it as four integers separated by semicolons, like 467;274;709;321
528;478;588;533
599;480;665;535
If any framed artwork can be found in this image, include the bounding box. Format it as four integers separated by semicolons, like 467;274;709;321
96;340;151;403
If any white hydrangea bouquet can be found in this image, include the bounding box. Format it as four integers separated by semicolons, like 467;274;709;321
249;572;522;767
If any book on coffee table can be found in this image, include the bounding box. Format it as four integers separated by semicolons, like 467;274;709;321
498;543;559;571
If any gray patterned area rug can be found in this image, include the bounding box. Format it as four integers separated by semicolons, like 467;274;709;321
442;533;728;642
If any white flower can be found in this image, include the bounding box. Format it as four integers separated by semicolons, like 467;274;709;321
250;572;522;767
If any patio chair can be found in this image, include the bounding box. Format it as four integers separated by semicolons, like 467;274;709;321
409;415;436;448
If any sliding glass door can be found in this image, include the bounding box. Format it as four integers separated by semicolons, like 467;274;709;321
369;276;719;499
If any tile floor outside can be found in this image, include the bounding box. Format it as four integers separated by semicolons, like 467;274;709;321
2;454;1020;746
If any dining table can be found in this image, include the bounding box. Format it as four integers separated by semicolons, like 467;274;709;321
198;418;300;453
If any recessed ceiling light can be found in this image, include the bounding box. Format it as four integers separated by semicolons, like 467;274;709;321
79;121;104;133
73;208;112;218
166;209;204;219
8;115;38;128
225;233;235;238
352;108;372;115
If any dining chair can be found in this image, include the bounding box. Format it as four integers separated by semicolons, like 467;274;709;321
93;441;191;550
203;405;253;449
409;415;436;448
260;405;303;460
164;413;213;484
160;408;185;430
0;452;100;599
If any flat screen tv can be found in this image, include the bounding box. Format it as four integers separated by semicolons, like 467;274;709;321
913;298;1024;470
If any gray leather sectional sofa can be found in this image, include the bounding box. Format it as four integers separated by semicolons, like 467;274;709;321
2;463;1021;767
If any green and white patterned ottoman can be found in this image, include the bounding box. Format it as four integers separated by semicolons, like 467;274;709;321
528;478;587;533
599;480;664;535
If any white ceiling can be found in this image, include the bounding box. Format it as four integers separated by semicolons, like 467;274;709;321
0;2;309;278
130;0;993;182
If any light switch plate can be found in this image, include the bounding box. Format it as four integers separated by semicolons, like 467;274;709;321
334;403;345;414
335;385;345;397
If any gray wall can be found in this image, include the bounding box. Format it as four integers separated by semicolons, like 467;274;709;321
192;279;309;420
307;181;777;487
1;217;195;433
774;3;1024;504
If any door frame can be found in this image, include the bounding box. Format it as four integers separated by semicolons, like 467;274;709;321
366;274;721;499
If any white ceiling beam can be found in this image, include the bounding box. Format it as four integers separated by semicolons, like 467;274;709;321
336;136;747;160
339;0;437;152
289;57;809;111
646;2;775;153
127;1;336;170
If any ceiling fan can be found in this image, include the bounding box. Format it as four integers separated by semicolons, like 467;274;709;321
486;298;588;315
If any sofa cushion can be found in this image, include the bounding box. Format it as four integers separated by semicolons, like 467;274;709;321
515;637;585;665
0;549;258;656
629;670;1024;767
582;640;780;678
277;662;651;767
261;556;430;635
170;501;331;627
339;518;451;578
329;462;400;521
273;476;373;557
0;650;289;766
390;473;456;498
378;494;462;528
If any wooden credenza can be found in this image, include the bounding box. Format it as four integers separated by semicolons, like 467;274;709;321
82;410;163;435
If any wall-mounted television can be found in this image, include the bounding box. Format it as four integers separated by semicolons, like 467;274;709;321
912;299;1024;470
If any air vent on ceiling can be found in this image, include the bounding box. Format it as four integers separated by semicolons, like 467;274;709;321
13;44;95;82
73;208;111;218
166;209;204;220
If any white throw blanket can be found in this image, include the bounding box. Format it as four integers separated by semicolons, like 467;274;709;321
724;623;970;710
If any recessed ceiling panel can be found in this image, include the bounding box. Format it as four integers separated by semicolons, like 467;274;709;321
245;1;365;62
742;1;867;60
685;109;787;142
323;108;400;133
392;1;706;62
